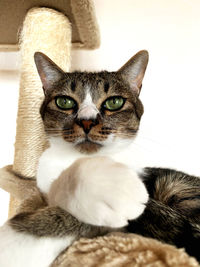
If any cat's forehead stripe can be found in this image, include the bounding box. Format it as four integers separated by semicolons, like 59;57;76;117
104;82;109;93
70;80;76;92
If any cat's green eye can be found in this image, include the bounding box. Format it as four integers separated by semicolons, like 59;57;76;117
104;96;125;111
55;96;76;110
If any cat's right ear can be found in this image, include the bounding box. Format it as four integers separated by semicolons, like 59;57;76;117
34;52;64;94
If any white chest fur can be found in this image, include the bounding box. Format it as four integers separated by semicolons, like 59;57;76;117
37;137;85;193
37;137;144;193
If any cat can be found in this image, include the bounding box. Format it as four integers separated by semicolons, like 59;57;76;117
0;50;199;267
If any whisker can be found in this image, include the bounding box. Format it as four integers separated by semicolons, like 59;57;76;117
131;141;155;153
136;134;162;143
46;134;79;138
114;130;169;148
136;134;171;148
46;134;63;137
115;132;137;138
45;128;73;132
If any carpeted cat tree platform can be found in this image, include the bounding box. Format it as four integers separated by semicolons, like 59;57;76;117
0;1;199;266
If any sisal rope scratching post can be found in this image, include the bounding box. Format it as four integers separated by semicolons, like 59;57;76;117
9;7;71;217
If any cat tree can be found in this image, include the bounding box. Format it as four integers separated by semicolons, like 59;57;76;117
0;1;198;266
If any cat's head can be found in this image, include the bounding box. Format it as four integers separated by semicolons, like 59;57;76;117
34;50;148;154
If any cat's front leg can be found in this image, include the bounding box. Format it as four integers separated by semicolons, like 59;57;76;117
0;205;108;267
48;156;149;228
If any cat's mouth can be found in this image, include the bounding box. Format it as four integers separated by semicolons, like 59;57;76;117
75;137;102;154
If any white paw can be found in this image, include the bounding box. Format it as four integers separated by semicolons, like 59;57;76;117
48;156;149;228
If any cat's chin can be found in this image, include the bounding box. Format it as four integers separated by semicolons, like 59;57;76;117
75;140;102;154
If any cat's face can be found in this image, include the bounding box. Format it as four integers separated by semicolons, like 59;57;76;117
34;51;148;154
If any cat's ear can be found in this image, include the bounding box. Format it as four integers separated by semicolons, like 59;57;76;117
34;52;64;93
118;50;149;95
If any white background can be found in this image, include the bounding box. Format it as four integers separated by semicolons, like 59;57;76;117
0;0;200;225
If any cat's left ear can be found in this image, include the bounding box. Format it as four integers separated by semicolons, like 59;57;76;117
34;52;65;93
118;50;149;95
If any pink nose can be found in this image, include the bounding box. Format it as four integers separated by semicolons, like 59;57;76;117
77;119;98;134
81;120;93;131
